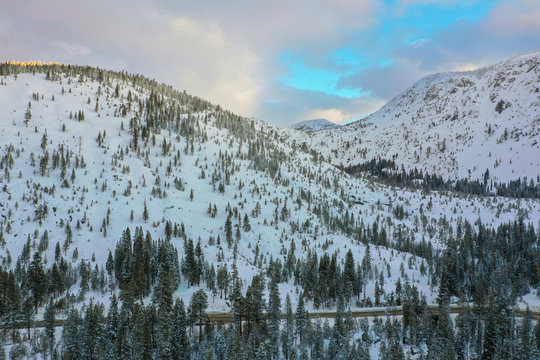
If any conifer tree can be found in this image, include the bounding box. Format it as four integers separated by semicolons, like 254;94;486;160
183;238;196;287
225;215;233;247
28;252;46;311
171;298;189;360
189;289;208;343
295;293;308;344
281;294;294;360
243;213;251;232
44;299;56;357
268;278;281;359
142;200;149;223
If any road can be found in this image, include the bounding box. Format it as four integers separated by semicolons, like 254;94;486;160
12;303;540;329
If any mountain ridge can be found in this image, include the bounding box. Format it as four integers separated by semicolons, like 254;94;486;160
305;50;540;182
290;118;339;132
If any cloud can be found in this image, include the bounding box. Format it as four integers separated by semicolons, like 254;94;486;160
333;0;540;110
257;86;385;125
0;0;380;122
0;0;538;125
337;58;425;100
305;109;357;124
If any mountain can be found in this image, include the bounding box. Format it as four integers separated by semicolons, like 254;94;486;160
0;61;539;359
306;50;540;182
290;118;339;132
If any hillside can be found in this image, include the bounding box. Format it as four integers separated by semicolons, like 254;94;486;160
0;63;539;359
306;50;540;183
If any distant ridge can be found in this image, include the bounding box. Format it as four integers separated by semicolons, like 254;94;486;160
290;118;340;132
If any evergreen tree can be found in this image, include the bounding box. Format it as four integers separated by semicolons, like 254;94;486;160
295;293;308;344
225;215;233;247
343;249;356;302
281;294;294;360
268;278;281;359
142;200;149;223
62;308;81;360
44;299;56;357
518;307;535;360
189;289;208;343
243;213;251;232
171;298;189;360
155;267;175;360
184;238;197;287
105;295;119;360
28;252;46;311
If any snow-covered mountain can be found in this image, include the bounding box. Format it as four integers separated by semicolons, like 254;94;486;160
0;61;539;359
290;118;339;132
307;50;540;182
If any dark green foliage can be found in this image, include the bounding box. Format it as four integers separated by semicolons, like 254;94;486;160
44;299;56;356
28;252;46;311
345;158;540;199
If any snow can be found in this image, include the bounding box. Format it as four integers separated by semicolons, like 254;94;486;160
0;60;539;325
290;50;540;182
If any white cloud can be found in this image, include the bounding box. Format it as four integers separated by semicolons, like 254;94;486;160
305;109;355;124
0;0;538;125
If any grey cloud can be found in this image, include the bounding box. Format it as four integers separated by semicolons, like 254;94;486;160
1;0;539;125
337;60;425;100
257;86;384;126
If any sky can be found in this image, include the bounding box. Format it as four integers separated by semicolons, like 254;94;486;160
1;0;539;125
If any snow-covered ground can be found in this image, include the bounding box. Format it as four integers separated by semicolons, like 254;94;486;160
0;63;538;321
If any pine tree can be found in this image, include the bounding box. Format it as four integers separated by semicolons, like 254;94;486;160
207;264;217;299
217;265;229;299
230;267;244;335
343;249;356;302
295;293;308;344
184;238;196;287
268;278;281;359
225;215;233;247
133;303;152;360
235;225;241;241
105;295;119;360
330;296;346;356
24;108;31;127
62;308;81;360
142;200;149;223
155;268;174;360
518;307;535;360
28;252;46;311
44;299;56;357
281;294;294;360
243;213;251;232
81;302;106;359
171;298;189;360
63;223;73;254
189;289;208;343
131;230;147;300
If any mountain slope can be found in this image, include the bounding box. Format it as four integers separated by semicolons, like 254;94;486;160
0;66;433;311
308;50;540;182
0;63;539;360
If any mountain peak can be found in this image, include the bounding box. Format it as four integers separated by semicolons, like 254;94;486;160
305;50;540;182
290;118;340;132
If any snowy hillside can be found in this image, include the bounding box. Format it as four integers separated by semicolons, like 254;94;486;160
0;63;539;359
290;118;339;132
307;50;540;182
